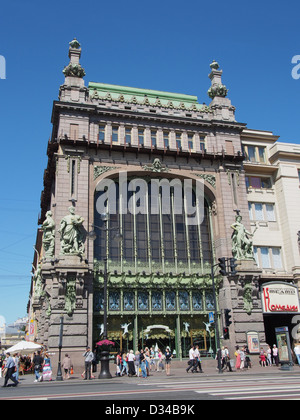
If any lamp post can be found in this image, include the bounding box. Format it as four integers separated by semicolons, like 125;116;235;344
211;264;222;374
56;315;64;381
89;213;122;379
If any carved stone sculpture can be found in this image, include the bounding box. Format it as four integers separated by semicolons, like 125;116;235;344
59;206;85;256
231;214;257;260
65;277;76;317
33;263;43;300
42;210;55;258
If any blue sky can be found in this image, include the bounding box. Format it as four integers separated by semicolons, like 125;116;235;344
0;0;300;325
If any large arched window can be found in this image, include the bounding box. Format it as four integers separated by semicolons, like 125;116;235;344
94;177;213;274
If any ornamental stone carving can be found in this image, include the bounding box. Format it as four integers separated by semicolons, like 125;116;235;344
59;206;85;256
231;214;258;260
42;210;55;258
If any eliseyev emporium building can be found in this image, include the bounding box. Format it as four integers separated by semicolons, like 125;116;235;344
28;39;300;366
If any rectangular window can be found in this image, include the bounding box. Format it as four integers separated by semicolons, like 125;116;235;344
199;135;206;151
188;134;194;151
176;133;182;149
254;203;264;220
151;130;157;147
272;248;282;269
163;131;169;148
243;144;266;163
99;124;105;142
255;246;283;270
260;247;271;268
246;176;272;189
125;128;131;144
138;129;144;146
112;126;119;142
258;147;266;163
248;202;253;220
266;203;276;221
70;124;79;140
248;202;276;222
247;146;256;162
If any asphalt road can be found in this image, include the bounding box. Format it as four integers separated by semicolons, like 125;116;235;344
1;366;300;403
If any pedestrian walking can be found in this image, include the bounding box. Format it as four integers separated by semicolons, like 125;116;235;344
82;347;94;380
259;348;266;367
224;346;232;372
127;350;136;376
42;353;53;381
62;354;73;380
272;344;279;366
115;352;122;377
235;346;241;370
240;347;245;370
266;345;272;366
13;353;20;382
134;351;140;377
157;349;164;372
186;345;196;373
33;351;44;383
164;347;173;376
139;349;147;378
2;353;18;388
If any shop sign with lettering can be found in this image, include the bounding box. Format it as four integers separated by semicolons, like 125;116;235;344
262;282;300;314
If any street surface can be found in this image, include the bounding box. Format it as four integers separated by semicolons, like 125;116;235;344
1;362;300;403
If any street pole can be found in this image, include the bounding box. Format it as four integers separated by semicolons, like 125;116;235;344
56;315;64;381
211;265;222;374
98;217;112;379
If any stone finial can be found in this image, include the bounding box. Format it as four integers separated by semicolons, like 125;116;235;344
207;60;228;99
69;38;81;49
209;60;219;70
62;38;86;78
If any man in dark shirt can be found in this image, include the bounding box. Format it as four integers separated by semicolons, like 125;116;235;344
33;351;44;382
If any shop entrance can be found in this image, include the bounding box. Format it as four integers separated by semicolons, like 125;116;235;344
263;313;296;346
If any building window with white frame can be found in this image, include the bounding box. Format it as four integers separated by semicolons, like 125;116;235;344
176;133;182;150
188;133;194;151
138;129;144;146
245;176;272;189
253;246;283;270
99;124;105;142
151;130;157;147
125;127;132;144
199;135;206;151
112;126;119;142
243;144;266;163
248;202;276;222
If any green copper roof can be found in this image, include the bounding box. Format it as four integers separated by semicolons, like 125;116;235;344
89;82;207;112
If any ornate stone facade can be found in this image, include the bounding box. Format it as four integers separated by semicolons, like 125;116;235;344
31;39;299;370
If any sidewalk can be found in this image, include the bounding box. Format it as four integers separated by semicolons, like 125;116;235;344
1;358;299;387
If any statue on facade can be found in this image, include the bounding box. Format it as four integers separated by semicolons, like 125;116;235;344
65;278;76;317
42;210;55;258
231;213;257;260
121;322;131;336
59;206;85;256
33;263;43;300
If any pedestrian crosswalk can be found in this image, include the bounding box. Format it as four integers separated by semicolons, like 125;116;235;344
139;375;300;400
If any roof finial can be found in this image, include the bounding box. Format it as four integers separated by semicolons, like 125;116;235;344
207;60;228;99
62;38;86;78
69;38;81;49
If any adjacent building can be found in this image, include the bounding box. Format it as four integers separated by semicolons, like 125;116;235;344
27;39;300;367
